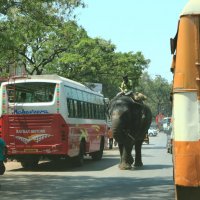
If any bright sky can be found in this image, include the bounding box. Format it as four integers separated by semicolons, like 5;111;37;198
77;0;189;83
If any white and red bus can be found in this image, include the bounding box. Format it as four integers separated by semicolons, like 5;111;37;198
0;75;107;168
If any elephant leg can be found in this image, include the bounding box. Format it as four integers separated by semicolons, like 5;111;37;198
125;141;134;165
118;142;133;170
118;144;123;163
134;140;143;167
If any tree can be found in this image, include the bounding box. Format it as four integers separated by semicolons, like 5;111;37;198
47;36;150;97
53;37;116;82
0;0;150;100
136;72;172;118
0;0;85;75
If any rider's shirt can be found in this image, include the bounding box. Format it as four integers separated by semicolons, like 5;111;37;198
120;80;133;93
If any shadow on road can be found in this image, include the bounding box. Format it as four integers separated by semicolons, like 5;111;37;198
7;159;172;173
0;174;175;200
7;148;171;173
7;155;120;172
133;164;172;171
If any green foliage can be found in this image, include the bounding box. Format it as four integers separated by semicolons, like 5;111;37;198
0;0;150;100
136;72;172;118
0;0;85;75
46;36;149;98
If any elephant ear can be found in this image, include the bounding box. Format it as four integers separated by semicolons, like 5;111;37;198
142;105;152;126
128;104;142;125
132;102;143;114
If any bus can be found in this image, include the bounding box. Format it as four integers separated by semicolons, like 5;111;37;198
170;0;200;198
0;75;107;168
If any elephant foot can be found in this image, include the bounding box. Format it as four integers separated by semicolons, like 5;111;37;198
119;162;132;170
134;161;143;167
127;156;134;165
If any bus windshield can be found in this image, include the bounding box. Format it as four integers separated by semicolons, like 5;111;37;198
6;82;56;103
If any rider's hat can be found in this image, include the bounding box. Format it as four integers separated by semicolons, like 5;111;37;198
122;75;128;79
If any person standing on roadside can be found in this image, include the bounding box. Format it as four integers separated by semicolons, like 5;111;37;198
0;138;6;175
107;127;113;149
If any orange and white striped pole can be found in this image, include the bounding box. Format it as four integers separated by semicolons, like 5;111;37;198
171;0;200;199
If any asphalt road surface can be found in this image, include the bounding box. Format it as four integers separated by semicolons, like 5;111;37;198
1;132;174;200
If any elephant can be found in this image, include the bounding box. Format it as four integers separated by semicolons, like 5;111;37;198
109;95;152;170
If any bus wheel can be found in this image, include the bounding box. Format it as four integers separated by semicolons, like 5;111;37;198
73;141;85;167
91;137;104;161
20;157;40;169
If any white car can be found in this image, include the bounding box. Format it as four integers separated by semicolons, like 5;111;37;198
148;127;158;137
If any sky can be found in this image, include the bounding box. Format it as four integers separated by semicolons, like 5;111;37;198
76;0;189;83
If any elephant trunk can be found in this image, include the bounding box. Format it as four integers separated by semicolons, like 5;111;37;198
111;119;123;143
111;120;133;144
111;109;134;143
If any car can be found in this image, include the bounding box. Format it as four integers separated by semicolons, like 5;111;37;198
162;117;172;133
148;127;158;137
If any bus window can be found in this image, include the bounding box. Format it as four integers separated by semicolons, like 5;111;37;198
66;96;105;120
90;103;94;119
77;101;82;118
6;82;56;103
74;100;78;118
19;92;27;102
84;102;89;118
89;103;93;119
67;99;72;117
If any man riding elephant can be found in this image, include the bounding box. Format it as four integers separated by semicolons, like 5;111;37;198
119;75;133;93
119;75;147;104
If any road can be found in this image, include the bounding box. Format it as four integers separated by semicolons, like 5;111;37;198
1;132;174;200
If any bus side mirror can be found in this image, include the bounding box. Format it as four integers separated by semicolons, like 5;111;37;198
170;38;176;55
171;54;176;73
170;20;179;55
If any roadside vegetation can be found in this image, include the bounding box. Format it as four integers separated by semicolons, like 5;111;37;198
0;0;171;117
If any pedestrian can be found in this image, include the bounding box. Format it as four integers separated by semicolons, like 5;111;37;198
0;138;6;175
107;127;113;149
